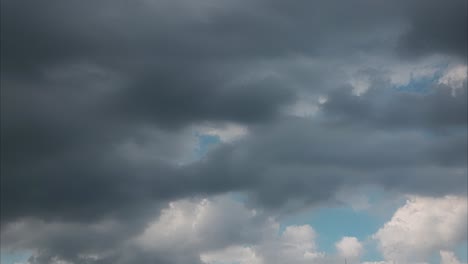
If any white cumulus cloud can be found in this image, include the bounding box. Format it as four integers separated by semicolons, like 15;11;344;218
335;236;363;260
373;195;467;263
440;250;467;264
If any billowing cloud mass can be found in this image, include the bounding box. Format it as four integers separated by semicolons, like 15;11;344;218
1;0;466;263
373;196;468;263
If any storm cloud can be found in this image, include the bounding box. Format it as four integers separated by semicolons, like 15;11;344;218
1;0;466;263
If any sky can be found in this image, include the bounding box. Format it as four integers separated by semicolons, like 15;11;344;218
0;0;467;264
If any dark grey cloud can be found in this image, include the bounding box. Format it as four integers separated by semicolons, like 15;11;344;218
323;83;468;131
197;110;467;209
397;0;468;60
1;0;466;263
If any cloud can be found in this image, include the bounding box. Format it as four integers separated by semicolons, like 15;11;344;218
322;80;467;131
396;0;467;59
3;71;466;228
200;223;328;264
373;195;468;263
440;250;467;264
1;0;466;263
335;237;364;260
1;196;273;264
201;246;262;264
263;225;323;263
438;64;468;92
361;262;392;264
195;90;467;209
2;196;326;264
195;123;249;143
134;197;271;252
133;199;332;264
2;0;467;224
3;194;467;264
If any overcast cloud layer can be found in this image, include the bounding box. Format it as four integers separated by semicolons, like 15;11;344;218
1;0;467;263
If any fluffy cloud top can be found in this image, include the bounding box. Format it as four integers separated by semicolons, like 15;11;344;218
440;250;467;264
134;197;271;252
335;237;363;260
200;224;327;264
374;196;468;263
